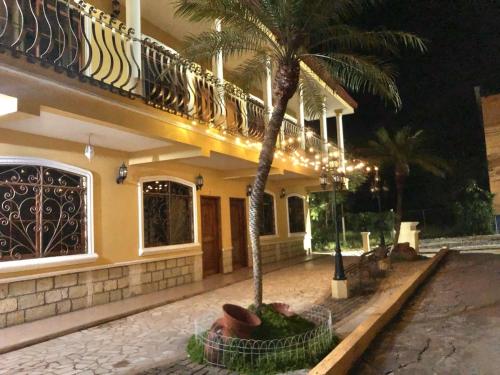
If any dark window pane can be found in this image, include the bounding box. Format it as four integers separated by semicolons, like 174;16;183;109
143;193;169;248
260;193;276;236
170;195;193;244
142;180;194;247
288;196;305;233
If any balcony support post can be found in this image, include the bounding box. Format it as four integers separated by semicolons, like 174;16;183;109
335;109;346;171
264;56;273;121
299;87;306;150
126;0;142;94
213;19;227;130
320;98;329;154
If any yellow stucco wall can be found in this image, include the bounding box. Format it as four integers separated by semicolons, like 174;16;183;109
482;93;500;213
0;128;312;280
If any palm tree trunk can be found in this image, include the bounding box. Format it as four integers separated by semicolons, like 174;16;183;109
249;62;299;309
392;170;406;248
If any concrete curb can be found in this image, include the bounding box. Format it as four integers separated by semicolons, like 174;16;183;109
309;248;449;375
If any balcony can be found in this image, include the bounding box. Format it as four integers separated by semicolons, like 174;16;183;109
0;0;348;172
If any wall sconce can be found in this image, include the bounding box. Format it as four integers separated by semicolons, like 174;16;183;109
195;174;204;191
280;188;286;199
246;184;253;197
116;162;128;184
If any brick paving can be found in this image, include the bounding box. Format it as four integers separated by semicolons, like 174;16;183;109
351;252;500;374
0;256;363;375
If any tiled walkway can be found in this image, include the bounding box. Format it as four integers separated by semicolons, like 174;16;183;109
0;256;356;375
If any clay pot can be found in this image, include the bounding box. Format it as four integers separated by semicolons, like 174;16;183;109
204;318;230;363
222;304;261;339
270;303;296;317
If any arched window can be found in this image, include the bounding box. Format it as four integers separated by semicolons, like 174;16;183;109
0;158;93;263
287;195;306;234
260;192;276;236
139;177;197;254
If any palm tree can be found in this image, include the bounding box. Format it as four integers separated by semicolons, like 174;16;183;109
366;127;449;247
174;0;426;308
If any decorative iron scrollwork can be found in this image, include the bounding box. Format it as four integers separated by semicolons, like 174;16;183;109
0;164;87;262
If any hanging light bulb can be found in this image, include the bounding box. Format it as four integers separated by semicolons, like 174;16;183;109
84;134;95;161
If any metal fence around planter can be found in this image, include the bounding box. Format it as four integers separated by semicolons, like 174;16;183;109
194;305;334;370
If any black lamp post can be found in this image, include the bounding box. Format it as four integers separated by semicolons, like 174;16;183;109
320;167;346;281
370;167;388;248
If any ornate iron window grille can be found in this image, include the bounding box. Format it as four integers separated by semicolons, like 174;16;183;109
0;164;87;262
142;180;194;248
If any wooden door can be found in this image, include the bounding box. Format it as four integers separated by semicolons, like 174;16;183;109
230;198;248;269
201;196;221;276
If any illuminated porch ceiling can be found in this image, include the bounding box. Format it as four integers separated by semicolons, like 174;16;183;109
0;109;172;152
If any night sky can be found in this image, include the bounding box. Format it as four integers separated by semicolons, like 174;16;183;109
337;0;500;215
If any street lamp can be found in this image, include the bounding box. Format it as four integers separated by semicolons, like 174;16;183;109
370;167;389;248
320;162;346;281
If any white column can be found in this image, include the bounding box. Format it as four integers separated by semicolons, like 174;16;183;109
264;56;273;119
126;0;142;93
320;98;329;154
213;19;226;129
298;88;306;149
335;109;346;171
304;195;312;253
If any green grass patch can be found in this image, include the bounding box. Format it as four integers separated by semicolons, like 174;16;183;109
186;304;339;374
250;304;316;340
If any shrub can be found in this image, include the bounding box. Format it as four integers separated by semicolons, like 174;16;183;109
453;181;494;235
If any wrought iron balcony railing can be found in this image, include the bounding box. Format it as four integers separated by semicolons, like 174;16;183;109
0;0;326;159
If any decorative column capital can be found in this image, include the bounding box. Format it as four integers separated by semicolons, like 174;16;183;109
335;109;343;116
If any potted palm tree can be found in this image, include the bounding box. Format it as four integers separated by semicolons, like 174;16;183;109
175;0;426;309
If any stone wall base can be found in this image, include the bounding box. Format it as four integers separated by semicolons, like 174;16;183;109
261;239;305;265
0;256;195;328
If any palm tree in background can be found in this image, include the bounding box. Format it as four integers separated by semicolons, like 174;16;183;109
366;127;449;247
175;0;426;308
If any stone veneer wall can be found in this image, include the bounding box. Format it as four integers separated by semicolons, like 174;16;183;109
261;239;305;265
0;256;195;328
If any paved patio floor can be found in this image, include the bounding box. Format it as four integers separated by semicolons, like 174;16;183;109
351;252;500;374
0;256;355;375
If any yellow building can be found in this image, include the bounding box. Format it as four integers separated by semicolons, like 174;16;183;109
482;91;500;218
0;0;356;327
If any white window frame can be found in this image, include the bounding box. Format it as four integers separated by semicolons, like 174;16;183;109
255;190;279;239
138;176;199;256
286;193;307;237
0;157;97;273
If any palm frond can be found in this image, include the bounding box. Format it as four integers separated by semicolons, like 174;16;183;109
224;53;269;91
181;29;268;60
299;72;327;119
366;127;450;178
304;53;402;110
314;26;427;56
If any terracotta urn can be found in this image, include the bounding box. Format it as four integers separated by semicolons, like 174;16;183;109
222;304;261;339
